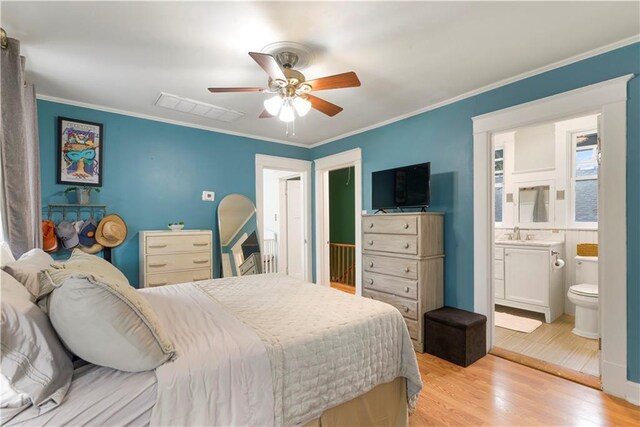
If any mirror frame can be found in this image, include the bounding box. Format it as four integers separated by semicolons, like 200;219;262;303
217;194;261;277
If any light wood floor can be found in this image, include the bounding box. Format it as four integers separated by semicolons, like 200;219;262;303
494;305;599;377
330;282;355;294
410;353;640;426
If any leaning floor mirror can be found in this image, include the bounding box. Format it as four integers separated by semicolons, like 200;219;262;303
218;194;262;277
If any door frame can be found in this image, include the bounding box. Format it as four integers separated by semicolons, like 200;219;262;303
314;148;362;294
255;154;312;282
472;74;633;401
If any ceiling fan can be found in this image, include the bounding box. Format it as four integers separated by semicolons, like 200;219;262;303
207;51;361;122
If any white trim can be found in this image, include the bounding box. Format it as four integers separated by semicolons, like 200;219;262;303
627;381;640;406
314;148;362;295
255;154;312;282
309;36;640;148
36;94;311;149
473;75;633;400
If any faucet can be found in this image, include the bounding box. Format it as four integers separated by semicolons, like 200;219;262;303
513;226;521;241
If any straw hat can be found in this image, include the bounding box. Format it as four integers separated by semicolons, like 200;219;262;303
96;214;127;248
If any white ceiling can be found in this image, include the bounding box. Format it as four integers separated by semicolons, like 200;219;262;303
2;2;639;147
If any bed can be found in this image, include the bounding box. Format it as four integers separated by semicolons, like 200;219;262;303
6;273;422;426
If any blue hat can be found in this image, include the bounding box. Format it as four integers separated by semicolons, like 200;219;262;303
79;219;97;247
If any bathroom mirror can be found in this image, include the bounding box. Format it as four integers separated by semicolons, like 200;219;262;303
518;185;550;223
218;194;262;277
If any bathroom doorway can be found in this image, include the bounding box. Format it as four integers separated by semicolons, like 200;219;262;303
489;114;601;388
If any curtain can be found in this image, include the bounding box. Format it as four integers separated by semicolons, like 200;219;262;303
0;37;42;257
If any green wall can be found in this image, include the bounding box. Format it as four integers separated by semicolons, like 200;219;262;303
329;167;355;244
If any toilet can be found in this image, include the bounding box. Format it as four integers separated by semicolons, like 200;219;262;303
567;256;599;339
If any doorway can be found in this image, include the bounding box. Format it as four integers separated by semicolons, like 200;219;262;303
315;148;362;294
328;167;356;294
472;75;631;400
255;155;312;282
490;115;601;388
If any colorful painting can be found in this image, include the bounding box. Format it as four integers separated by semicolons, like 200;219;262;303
57;117;103;186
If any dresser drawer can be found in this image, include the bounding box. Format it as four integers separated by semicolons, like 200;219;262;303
363;289;418;320
239;255;257;274
363;271;418;300
364;255;418;280
146;252;211;273
145;269;211;287
405;318;419;341
364;234;417;255
146;234;211;254
363;215;418;235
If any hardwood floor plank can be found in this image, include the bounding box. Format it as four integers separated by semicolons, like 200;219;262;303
410;353;639;426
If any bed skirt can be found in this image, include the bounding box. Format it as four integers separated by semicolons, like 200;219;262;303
303;377;408;427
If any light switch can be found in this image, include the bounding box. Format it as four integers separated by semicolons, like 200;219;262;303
202;191;215;202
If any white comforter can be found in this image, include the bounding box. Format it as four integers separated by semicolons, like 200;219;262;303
193;274;422;426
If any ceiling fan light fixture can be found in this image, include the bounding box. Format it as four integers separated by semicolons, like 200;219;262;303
279;101;295;122
293;96;311;117
264;95;283;116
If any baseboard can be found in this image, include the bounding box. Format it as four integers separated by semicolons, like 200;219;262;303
627;380;640;406
601;360;628;399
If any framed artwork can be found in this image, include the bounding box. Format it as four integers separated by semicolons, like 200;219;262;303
57;117;103;186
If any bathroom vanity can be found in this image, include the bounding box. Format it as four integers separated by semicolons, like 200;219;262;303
495;240;565;323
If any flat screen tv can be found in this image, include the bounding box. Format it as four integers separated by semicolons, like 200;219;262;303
372;162;431;210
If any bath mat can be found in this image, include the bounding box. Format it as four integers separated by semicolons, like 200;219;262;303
495;311;542;333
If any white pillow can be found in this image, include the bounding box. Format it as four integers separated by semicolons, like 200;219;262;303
46;272;176;372
1;270;33;302
1;293;73;422
0;241;15;268
3;249;53;300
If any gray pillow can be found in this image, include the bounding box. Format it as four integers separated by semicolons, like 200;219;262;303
3;248;53;300
1;277;73;423
47;273;176;372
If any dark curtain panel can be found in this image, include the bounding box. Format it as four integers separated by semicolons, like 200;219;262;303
0;37;42;257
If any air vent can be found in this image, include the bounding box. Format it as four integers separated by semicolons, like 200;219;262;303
153;92;244;123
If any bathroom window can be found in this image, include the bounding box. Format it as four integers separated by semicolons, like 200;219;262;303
494;148;504;223
572;131;598;225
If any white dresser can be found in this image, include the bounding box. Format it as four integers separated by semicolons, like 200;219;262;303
139;230;213;288
362;213;444;352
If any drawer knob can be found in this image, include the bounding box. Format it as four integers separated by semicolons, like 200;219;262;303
149;244;167;249
403;306;409;313
403;243;410;249
403;223;409;229
149;281;167;286
369;261;374;267
369;223;374;228
404;267;410;273
368;278;374;284
404;286;410;293
193;242;209;247
368;240;374;246
193;259;209;264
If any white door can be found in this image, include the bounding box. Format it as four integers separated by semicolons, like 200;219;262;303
504;248;549;306
286;179;304;280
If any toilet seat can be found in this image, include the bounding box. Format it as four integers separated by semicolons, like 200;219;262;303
569;283;598;298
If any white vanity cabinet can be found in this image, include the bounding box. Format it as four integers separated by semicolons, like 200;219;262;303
495;242;564;323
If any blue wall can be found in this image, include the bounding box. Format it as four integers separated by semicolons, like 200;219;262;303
37;100;309;284
311;43;640;382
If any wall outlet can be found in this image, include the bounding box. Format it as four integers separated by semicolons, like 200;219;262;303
202;191;215;202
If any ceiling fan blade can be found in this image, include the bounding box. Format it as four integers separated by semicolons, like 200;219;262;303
208;87;265;93
307;94;343;117
305;72;361;91
259;110;274;119
248;52;287;82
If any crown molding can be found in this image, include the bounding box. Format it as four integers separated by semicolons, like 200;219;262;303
308;34;640;149
35;94;312;149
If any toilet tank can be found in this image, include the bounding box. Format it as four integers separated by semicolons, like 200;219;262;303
575;256;598;285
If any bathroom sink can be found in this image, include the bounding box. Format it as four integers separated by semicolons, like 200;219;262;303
495;240;563;247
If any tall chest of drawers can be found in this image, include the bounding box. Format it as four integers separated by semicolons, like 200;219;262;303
362;213;444;352
139;230;213;288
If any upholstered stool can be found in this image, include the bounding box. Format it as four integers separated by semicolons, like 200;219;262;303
424;307;487;367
